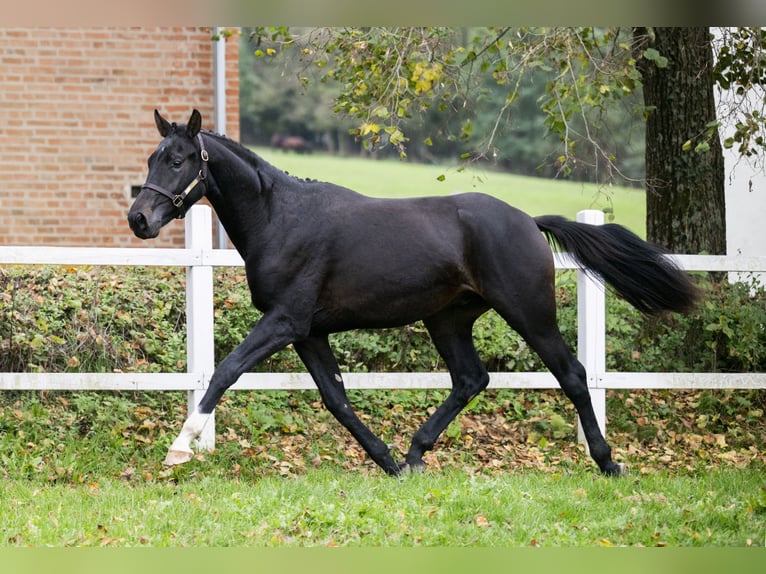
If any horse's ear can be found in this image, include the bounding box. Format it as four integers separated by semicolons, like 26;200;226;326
187;109;202;138
154;109;173;137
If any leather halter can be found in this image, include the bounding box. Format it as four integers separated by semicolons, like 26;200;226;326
141;133;209;219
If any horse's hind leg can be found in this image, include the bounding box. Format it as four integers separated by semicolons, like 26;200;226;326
528;330;624;475
294;335;402;476
489;282;625;476
403;306;489;471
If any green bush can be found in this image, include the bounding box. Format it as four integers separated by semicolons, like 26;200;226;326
2;264;764;464
605;273;766;373
0;266;186;373
1;265;765;375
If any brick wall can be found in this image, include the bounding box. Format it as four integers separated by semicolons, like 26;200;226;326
0;27;239;247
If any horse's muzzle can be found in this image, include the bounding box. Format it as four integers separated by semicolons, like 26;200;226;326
128;209;159;239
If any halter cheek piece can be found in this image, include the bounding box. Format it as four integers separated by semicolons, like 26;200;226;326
141;133;209;219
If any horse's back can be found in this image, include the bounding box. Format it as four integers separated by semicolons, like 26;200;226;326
317;189;551;273
303;190;553;328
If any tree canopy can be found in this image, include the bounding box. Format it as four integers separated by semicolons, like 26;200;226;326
240;27;766;254
240;27;648;181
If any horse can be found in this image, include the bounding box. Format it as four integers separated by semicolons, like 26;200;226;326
270;133;313;154
128;109;699;477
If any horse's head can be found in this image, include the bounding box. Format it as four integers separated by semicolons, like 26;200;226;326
128;109;209;239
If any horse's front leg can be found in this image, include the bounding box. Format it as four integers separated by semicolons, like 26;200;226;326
164;410;214;465
164;312;301;466
294;336;402;475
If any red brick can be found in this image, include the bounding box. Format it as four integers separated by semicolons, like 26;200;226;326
0;27;239;248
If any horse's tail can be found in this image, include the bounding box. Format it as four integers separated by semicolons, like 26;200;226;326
534;215;699;315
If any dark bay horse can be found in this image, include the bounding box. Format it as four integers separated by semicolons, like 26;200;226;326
270;133;313;153
128;110;698;477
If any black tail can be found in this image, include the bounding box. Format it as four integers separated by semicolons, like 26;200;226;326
535;215;699;315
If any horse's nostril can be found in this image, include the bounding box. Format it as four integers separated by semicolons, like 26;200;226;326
129;211;147;231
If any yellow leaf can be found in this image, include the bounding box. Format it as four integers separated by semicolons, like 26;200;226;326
414;78;432;94
387;128;405;146
359;122;380;136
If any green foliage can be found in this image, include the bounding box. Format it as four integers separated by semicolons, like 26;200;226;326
534;28;645;181
242;27;648;184
0;266;186;373
3;266;766;376
239;28;354;148
1;261;764;469
606;274;766;374
642;47;668;69
714;27;766;160
243;26;766;189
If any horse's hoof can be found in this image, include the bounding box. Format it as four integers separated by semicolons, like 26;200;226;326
163;449;194;466
604;462;628;477
397;460;426;476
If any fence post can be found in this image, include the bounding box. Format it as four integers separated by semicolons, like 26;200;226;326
185;205;216;451
575;209;606;447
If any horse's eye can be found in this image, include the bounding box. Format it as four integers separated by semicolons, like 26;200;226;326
172;159;183;168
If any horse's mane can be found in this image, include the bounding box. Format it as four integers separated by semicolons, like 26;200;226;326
201;129;319;185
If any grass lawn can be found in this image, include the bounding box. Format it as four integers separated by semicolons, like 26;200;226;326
2;467;764;547
254;148;647;236
2;386;763;549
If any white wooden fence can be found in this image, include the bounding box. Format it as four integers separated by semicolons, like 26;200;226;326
1;205;765;450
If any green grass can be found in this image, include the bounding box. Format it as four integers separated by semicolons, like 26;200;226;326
255;148;647;236
2;467;764;547
3;389;763;548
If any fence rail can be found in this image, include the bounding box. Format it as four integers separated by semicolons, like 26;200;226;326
2;205;765;450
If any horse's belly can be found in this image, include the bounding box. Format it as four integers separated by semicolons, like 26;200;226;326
311;279;475;332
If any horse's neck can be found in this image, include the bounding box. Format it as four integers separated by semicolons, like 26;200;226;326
203;136;291;257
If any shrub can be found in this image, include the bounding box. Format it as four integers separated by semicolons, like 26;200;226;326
0;266;186;373
606;273;766;373
1;265;764;376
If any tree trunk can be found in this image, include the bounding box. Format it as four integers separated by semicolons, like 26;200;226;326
634;27;726;255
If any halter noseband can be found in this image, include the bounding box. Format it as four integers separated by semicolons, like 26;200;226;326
141;133;209;219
